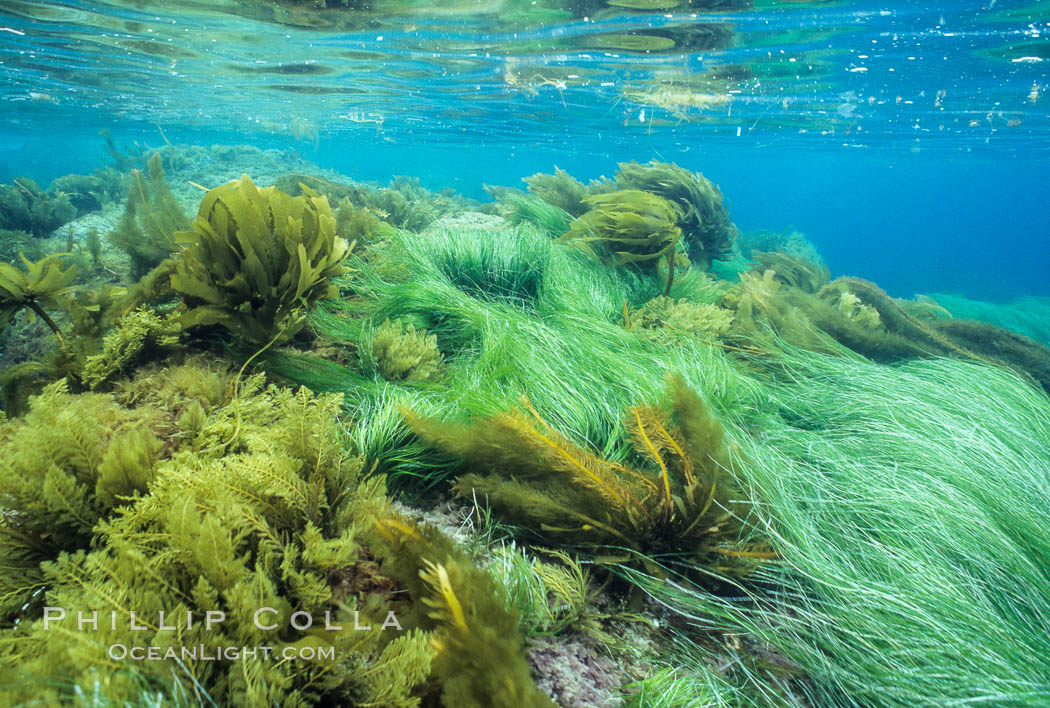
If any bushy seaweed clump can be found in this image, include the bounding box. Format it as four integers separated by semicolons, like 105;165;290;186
749;251;830;294
368;317;444;382
930;292;1050;347
106;153;189;279
0;360;550;707
50;167;125;216
170;175;352;346
523;166;614;217
80;307;183;389
276;173;483;233
0;229;45;266
737;228;825;267
629;295;734;346
0;177;77;238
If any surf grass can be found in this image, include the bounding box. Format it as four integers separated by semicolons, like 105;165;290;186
275;221;1050;705
271;224;758;487
636;348;1050;706
930;292;1050;346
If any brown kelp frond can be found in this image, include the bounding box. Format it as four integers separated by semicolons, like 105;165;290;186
559;190;682;270
169;175;352;345
558;189;684;294
404;378;764;581
750;250;830;294
614;160;736;270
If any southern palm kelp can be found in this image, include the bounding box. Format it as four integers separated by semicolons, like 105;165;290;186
403;375;765;582
0;359;549;706
169;175;352;346
614;160;735;270
559;189;684;295
0;253;77;348
106;153;189;279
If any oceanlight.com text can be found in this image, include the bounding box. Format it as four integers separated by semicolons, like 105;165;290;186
108;644;336;662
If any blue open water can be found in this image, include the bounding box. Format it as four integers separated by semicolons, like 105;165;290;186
1;0;1047;300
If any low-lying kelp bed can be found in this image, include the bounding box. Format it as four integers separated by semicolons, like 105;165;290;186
1;148;1048;706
